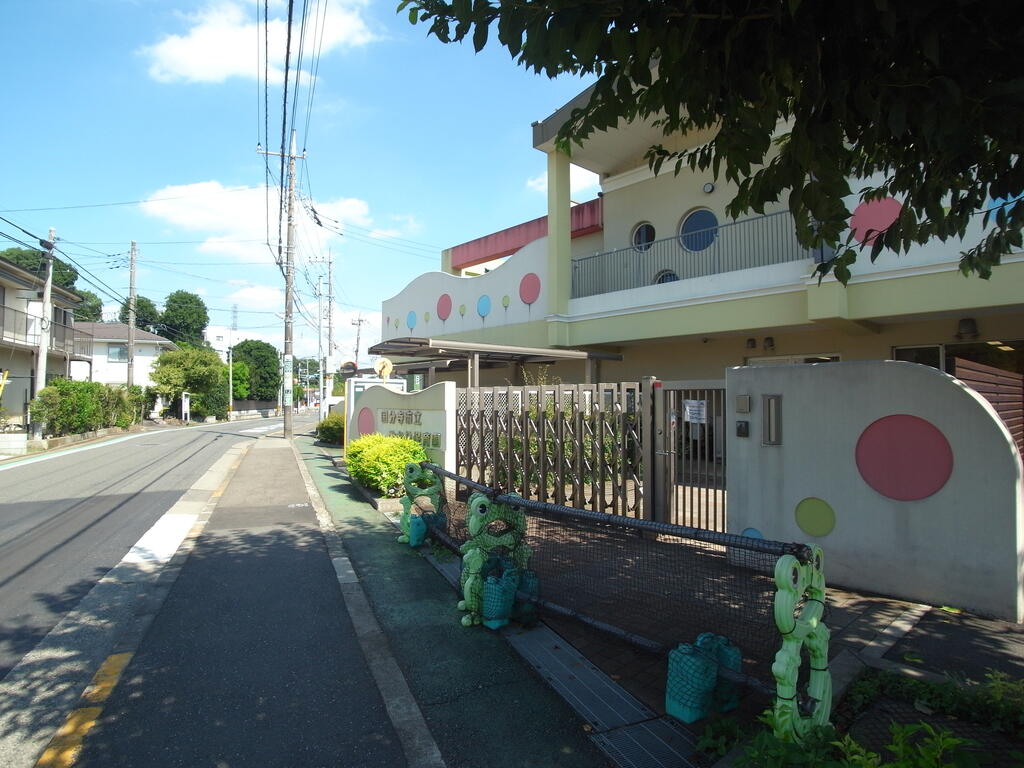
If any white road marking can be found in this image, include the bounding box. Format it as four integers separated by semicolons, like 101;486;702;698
0;420;281;473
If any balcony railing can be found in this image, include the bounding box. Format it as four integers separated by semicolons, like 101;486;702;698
571;210;831;299
0;305;93;357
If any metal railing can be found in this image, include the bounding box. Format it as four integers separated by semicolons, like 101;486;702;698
0;305;93;357
571;210;832;298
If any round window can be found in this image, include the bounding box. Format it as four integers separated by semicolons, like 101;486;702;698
632;222;656;251
679;209;719;251
654;270;679;284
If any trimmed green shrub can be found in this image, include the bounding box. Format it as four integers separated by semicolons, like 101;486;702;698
30;379;144;437
346;434;426;497
315;412;345;444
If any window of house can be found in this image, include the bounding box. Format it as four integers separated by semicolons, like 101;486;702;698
632;222;656;251
747;354;839;365
679;208;719;251
653;270;679;284
108;343;128;362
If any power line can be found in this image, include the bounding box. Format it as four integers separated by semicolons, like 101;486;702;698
0;185;262;213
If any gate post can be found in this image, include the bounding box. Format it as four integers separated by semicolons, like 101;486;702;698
640;376;662;522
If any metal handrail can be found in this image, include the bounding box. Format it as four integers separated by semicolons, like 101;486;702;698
0;305;93;357
571;210;831;298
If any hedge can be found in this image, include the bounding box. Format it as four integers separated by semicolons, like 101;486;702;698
315;412;345;444
31;379;145;437
346;434;427;497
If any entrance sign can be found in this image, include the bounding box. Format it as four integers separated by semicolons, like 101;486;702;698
684;399;707;423
348;381;456;472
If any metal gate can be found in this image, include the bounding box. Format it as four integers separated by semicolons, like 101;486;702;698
651;380;727;530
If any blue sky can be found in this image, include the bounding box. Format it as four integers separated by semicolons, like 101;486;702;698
1;0;597;361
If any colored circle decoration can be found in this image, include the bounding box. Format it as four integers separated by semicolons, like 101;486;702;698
519;273;541;305
740;527;763;540
436;293;452;321
357;407;375;436
406;310;417;330
458;303;466;317
394;318;399;328
855;414;953;501
477;295;491;318
850;197;902;245
424;311;431;323
501;295;510;309
794;497;836;537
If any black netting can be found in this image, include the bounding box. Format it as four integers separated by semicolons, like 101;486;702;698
421;462;805;689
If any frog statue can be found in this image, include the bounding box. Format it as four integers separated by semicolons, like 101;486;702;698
397;463;444;547
457;493;532;628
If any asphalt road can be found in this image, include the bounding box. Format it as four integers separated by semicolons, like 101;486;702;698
0;414;314;679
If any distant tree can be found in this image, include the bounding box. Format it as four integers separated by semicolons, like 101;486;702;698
150;346;225;400
118;296;161;333
160;290;209;346
231;360;251;400
0;247;79;289
73;289;104;322
232;339;281;401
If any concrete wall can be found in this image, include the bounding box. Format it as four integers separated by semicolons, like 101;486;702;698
726;360;1023;621
382;237;548;342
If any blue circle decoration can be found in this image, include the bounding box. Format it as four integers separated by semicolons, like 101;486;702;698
406;310;417;330
741;527;763;539
679;208;719;251
477;295;491;318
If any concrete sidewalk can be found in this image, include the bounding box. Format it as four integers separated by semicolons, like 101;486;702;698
73;436;406;767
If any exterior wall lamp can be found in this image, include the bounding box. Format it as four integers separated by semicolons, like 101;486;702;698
955;317;979;340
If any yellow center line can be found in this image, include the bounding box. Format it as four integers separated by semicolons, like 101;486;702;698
34;652;133;768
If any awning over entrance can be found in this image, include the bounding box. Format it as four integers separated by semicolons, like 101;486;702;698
367;337;622;386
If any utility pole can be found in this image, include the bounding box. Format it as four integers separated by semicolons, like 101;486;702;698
352;314;367;369
258;129;304;439
227;304;237;420
127;240;137;389
317;276;326;420
32;228;56;438
326;248;335;409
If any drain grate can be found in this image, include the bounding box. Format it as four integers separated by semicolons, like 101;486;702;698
591;717;699;768
503;624;655;731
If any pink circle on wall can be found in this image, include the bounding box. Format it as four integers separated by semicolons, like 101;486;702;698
357;407;375;436
437;293;452;321
519;273;541;305
850;197;902;245
855;414;953;501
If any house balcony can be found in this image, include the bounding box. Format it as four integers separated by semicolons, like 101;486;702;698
0;305;93;359
571;210;829;299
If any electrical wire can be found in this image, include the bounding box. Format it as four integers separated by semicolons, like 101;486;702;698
0;186;263;214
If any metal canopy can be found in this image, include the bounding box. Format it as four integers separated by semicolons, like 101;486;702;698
367;337;622;386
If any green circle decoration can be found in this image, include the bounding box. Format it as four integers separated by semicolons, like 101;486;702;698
424;311;431;323
501;295;511;309
458;303;466;317
794;497;836;537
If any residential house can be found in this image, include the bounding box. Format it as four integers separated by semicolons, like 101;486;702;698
0;256;91;428
70;322;177;387
378;89;1023;447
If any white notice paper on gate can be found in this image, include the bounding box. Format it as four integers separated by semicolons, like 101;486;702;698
683;399;707;423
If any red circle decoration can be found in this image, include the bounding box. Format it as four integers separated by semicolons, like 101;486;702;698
850;198;902;245
519;273;541;305
437;293;452;321
357;407;375;437
855;414;953;501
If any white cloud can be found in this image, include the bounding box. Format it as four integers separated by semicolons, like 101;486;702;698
526;164;601;199
227;284;284;308
139;181;390;266
140;0;374;84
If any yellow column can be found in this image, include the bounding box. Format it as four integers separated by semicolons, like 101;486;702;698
547;149;572;346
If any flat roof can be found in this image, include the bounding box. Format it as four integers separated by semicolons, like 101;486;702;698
368;337;622;367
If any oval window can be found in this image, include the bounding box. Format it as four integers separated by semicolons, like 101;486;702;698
632;222;656;252
654;270;679;284
679;209;719;251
